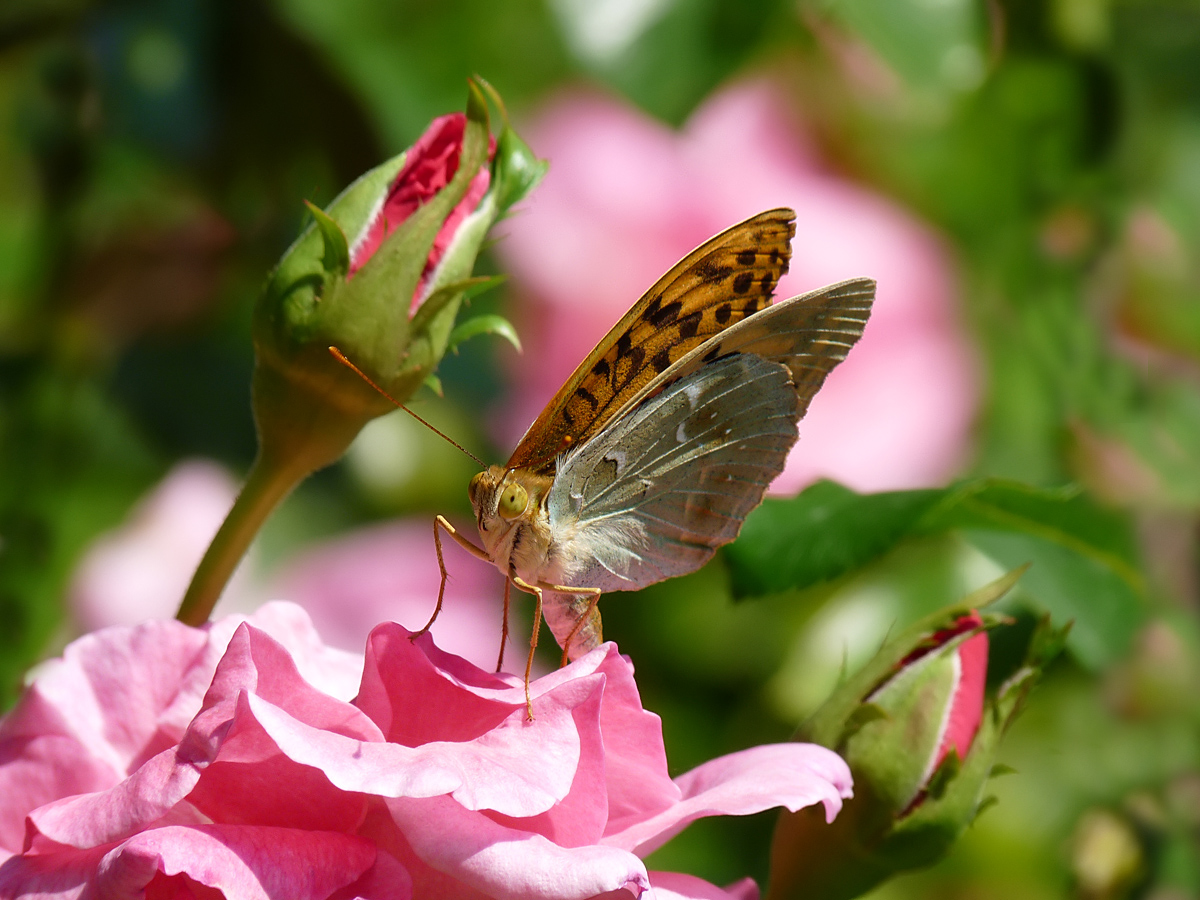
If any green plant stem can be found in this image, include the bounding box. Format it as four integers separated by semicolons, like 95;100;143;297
176;451;304;626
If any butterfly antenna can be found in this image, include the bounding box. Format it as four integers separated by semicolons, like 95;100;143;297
328;346;486;469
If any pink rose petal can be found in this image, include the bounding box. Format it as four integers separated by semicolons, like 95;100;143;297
0;847;105;900
604;743;852;857
94;825;376;900
649;871;760;900
387;795;651;900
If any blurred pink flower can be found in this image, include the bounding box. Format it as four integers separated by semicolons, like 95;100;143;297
270;520;519;671
0;603;852;900
68;459;245;630
497;80;977;494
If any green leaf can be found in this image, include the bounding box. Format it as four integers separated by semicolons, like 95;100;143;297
447;313;522;355
727;478;1145;667
825;0;986;94
963;529;1140;668
915;481;1142;592
303;199;350;276
726;480;941;597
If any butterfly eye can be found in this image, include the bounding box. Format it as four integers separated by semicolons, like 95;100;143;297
497;482;529;520
468;472;485;506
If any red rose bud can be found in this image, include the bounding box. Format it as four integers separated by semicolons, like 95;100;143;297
859;612;989;814
176;80;545;627
250;79;543;469
766;569;1066;900
346;112;494;312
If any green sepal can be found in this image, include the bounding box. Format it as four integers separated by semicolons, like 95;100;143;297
303;200;350;277
842;631;968;812
973;795;999;821
405;272;499;379
448;313;522;355
924;749;961;800
492;125;549;216
461;273;508;300
423;373;444;397
264;152;407;329
839;702;889;742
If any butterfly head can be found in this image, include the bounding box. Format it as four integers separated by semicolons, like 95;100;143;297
468;465;555;566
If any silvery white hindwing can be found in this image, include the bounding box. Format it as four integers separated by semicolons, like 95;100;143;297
426;208;875;711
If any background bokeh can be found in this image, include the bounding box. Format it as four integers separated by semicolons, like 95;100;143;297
1;1;1198;898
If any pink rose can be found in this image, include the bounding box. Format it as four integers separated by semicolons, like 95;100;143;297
497;80;977;493
347;112;494;313
0;603;851;900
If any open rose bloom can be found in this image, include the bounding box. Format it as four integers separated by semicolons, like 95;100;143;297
0;603;851;900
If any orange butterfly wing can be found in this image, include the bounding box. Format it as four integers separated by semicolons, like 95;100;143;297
507;208;797;474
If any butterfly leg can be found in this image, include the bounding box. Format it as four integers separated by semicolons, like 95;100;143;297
496;577;511;673
511;575;544;720
415;515;493;641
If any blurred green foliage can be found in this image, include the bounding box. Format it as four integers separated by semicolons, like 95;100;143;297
1;0;1198;898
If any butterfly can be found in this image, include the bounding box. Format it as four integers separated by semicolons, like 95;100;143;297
421;208;875;714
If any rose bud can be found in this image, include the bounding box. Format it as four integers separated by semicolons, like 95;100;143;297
767;569;1066;900
178;80;545;625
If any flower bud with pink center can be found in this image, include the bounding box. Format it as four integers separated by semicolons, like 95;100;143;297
766;572;1064;900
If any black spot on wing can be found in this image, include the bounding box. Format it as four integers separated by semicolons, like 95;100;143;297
761;272;775;295
649;300;683;326
615;346;646;392
651;346;671;372
733;272;754;294
617;333;632;357
576;387;599;410
715;303;732;324
677;310;703;339
736;249;756;266
593;359;610;379
695;260;733;284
